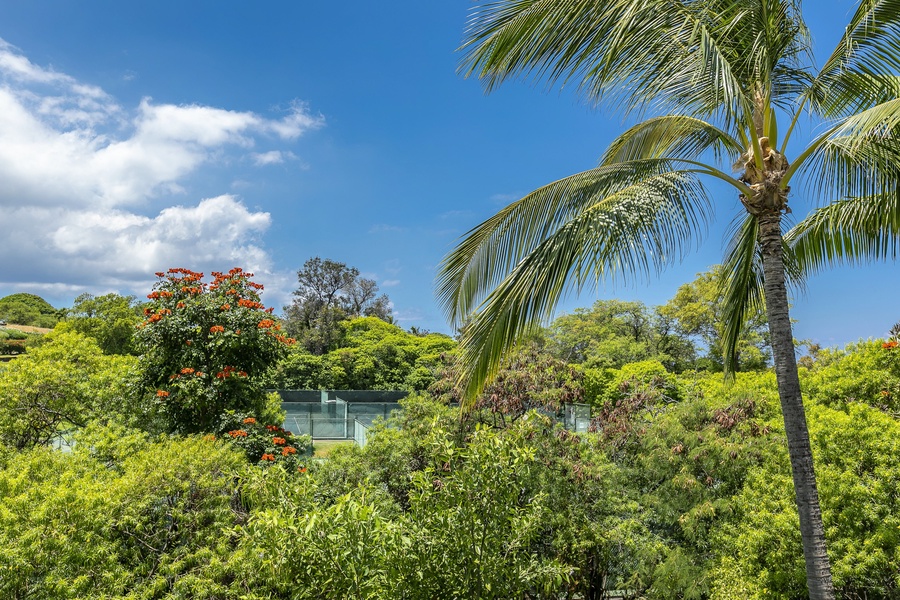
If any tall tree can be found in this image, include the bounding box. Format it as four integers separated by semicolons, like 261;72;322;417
438;2;900;597
548;299;695;370
658;266;770;371
63;293;144;355
284;257;393;354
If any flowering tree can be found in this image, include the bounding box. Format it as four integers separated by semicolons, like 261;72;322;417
217;413;312;471
136;268;293;433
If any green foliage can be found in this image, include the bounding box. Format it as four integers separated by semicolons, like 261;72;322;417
235;400;646;599
431;339;584;427
401;424;571;598
135;267;291;434
0;293;60;327
266;316;456;391
236;474;403;600
0;330;137;449
803;340;900;413
218;410;312;469
0;426;247;599
63;292;144;355
0;328;28;340
658;266;770;372
584;359;678;409
711;402;900;599
5;316;900;598
550;300;662;366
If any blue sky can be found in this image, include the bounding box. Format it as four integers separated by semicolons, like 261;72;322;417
0;1;895;347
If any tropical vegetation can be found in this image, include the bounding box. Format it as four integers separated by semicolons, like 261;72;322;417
438;2;900;596
3;320;900;598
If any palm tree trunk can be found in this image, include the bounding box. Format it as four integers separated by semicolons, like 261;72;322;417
757;212;835;600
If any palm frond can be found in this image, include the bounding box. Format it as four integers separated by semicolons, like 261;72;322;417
787;98;900;202
600;115;744;164
720;211;803;376
720;213;763;376
787;192;900;274
810;73;900;118
436;161;705;325
442;170;710;402
726;0;811;105
811;0;900;117
460;0;755;123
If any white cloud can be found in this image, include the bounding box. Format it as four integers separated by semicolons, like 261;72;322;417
392;307;424;324
4;195;271;290
0;39;76;85
382;259;402;276
381;279;401;287
0;38;322;303
252;150;296;166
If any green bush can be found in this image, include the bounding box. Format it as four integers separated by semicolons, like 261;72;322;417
0;426;248;599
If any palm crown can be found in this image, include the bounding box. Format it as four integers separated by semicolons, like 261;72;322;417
439;0;900;394
437;2;900;598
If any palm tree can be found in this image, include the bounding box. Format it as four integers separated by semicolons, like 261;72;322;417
436;2;900;598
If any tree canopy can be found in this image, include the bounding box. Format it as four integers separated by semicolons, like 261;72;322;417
283;257;393;354
0;293;59;328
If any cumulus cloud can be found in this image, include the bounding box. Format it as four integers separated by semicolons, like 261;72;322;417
5;195;272;290
0;38;323;302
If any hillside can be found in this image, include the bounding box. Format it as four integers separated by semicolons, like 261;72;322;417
0;293;60;328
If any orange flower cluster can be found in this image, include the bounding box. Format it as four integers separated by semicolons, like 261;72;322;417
272;437;286;445
148;314;163;323
180;367;195;375
274;334;295;345
176;302;186;309
181;286;203;295
261;453;276;461
155;272;166;277
258;319;275;329
168;268;204;281
243;417;256;424
185;340;192;345
202;434;216;442
884;341;899;349
238;298;264;309
228;430;248;438
247;281;264;290
297;467;307;473
282;446;297;456
210;325;225;334
220;304;231;310
159;291;173;298
265;307;275;314
216;365;248;379
265;425;280;431
156;390;170;397
158;308;171;315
